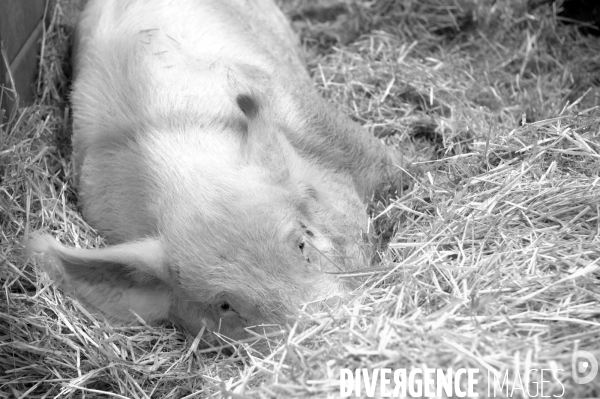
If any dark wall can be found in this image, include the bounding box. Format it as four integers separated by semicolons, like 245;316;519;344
0;0;46;121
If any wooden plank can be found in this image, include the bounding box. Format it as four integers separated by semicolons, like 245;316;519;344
0;0;46;61
10;20;45;105
0;0;47;120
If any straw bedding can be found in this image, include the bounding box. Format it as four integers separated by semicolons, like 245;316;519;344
1;0;599;397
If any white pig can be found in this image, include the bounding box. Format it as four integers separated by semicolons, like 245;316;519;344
28;0;405;341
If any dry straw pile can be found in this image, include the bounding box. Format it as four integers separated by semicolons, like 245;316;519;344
2;0;599;397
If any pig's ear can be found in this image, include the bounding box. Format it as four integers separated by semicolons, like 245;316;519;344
236;93;260;119
236;92;294;181
27;235;173;323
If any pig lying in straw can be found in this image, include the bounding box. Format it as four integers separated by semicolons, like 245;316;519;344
28;0;407;342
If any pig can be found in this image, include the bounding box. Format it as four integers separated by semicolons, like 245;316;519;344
28;0;406;342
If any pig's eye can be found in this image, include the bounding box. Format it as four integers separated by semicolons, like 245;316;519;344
216;300;236;316
297;223;313;262
298;239;310;263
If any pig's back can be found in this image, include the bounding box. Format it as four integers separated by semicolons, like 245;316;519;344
72;0;308;175
71;0;308;242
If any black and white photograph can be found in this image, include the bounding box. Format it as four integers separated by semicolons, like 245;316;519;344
1;0;599;397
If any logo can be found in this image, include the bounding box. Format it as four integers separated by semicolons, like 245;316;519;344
572;350;598;385
339;368;480;398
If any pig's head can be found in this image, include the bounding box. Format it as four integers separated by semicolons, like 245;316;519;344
28;93;371;343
